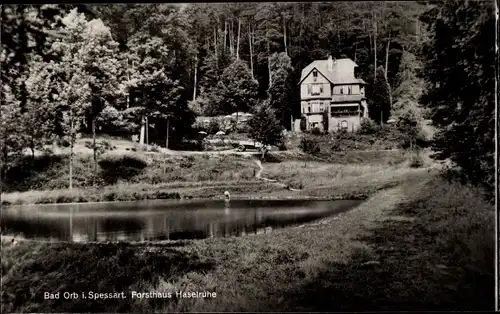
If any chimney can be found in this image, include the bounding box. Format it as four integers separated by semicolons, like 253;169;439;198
327;55;333;72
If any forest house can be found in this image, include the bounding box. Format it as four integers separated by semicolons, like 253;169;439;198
295;56;369;132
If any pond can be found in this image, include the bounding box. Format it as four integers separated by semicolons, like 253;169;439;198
0;199;362;242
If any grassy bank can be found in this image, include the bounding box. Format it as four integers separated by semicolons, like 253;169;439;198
1;172;494;312
2;150;423;205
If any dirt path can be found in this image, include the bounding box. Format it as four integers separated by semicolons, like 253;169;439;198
253;159;302;191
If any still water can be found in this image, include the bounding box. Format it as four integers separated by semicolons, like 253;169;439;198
0;199;362;242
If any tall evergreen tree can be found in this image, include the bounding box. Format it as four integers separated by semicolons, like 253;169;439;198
421;0;495;194
268;52;296;129
370;66;391;123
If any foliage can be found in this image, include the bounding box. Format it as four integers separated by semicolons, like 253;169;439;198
369;66;391;123
300;115;307;132
358;118;381;135
299;136;320;155
215;59;259;115
421;0;495;195
98;154;148;184
321;110;329;132
268;52;296;129
207;120;221;135
247;101;284;152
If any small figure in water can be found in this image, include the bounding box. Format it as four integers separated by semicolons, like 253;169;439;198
224;190;231;200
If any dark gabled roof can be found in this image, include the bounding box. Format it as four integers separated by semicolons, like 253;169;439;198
299;58;366;85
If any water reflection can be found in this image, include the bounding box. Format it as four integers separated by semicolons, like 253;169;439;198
1;199;362;242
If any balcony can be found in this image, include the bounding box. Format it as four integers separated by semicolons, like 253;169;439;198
331;94;364;103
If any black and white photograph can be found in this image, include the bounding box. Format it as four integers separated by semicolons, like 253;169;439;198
0;1;497;312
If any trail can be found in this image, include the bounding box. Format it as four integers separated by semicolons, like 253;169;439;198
254;159;301;191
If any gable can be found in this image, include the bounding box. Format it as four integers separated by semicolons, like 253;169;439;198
300;67;332;85
299;58;365;85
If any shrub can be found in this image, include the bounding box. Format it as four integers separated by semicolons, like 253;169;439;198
311;127;322;135
358;118;381;135
299;136;320;155
409;154;424;168
300;115;307;131
207;120;220;135
98;154;148;185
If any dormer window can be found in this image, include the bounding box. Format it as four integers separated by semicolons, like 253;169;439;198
312;70;318;82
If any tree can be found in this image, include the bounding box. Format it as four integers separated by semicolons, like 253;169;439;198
216;59;259;119
24;58;61;160
82;18;122;186
369;66;391;124
37;9;120;189
125;30;191;149
47;9;93;190
421;0;495;196
247;101;284;158
268;52;296;129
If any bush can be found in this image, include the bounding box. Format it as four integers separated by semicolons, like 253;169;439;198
300;115;307;131
207;120;220;135
98;154;148;185
299;136;320;155
358;118;381;135
311;127;322;135
409;153;424;168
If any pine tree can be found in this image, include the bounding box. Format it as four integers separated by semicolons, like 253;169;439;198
268;52;296;129
370;66;391;124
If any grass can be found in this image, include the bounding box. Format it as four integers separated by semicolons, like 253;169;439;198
1;180;280;205
2;152;260;193
2;148;421;205
1;173;494;312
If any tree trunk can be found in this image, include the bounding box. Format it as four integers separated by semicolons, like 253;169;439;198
214;27;218;69
268;56;272;87
224;21;227;53
145;116;149;146
92;116;97;187
166;118;170;149
69;118;74;191
373;20;377;79
354;42;357;63
385;38;393;109
249;21;254;78
126;57;130;109
139;116;145;145
283;18;287;55
229;20;234;56
385;36;390;79
236;17;241;59
193;54;198;100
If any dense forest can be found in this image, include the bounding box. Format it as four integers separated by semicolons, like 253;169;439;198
0;2;495;194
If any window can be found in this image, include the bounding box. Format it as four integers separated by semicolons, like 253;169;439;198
341;120;348;130
308;105;311;113
340;87;344;94
348;86;352;95
313;70;318;82
311;84;321;95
